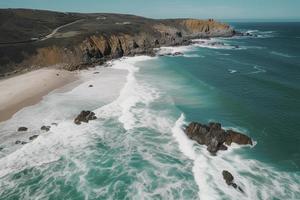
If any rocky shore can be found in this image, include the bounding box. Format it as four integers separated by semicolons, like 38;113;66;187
0;9;235;76
185;122;252;154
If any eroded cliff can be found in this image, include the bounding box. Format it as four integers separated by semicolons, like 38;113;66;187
0;9;235;75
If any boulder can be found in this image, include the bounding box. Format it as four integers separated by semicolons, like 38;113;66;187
89;85;93;87
15;140;27;145
222;170;244;193
185;122;252;154
222;170;234;185
17;127;28;132
225;130;253;146
74;110;97;125
29;135;39;140
41;125;51;132
0;147;3;151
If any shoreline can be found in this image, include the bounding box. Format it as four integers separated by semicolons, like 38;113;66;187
0;68;78;122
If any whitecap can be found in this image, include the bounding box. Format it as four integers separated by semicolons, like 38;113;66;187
228;69;237;74
248;65;267;74
172;114;300;200
270;51;295;58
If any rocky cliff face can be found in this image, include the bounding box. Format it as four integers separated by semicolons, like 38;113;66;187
0;9;235;75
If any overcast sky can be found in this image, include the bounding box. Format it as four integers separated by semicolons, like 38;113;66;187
1;0;300;21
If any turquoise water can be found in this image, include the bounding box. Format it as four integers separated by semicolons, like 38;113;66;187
0;23;300;199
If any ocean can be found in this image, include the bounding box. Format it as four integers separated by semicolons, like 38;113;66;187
0;23;299;199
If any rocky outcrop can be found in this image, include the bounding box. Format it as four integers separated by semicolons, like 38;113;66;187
29;135;39;140
17;127;28;132
74;110;97;125
41;125;51;132
185;122;252;154
225;130;253;146
0;9;236;75
222;170;244;193
15;140;27;145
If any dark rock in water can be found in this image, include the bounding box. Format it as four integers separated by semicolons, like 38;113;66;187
18;127;28;132
185;122;252;154
93;72;100;74
29;135;38;140
222;170;244;193
0;147;3;151
74;110;97;125
222;170;234;185
173;52;183;56
41;125;51;132
89;84;93;87
15;140;27;145
185;122;209;145
225;130;252;146
51;123;58;126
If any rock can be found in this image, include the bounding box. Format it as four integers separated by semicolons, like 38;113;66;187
15;140;27;145
41;125;51;132
74;110;97;125
89;84;93;87
222;170;244;193
222;170;234;185
51;123;58;126
185;122;252;154
225;130;253;146
17;127;28;132
29;135;38;140
93;72;100;74
0;147;3;151
173;52;183;56
185;122;209;145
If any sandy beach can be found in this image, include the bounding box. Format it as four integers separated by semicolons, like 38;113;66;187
0;69;77;122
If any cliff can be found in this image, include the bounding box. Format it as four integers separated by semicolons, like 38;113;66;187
0;9;235;75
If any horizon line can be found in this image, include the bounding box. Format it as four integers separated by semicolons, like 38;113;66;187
1;7;300;22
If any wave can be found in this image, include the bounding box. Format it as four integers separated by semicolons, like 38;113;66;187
192;38;247;50
172;114;300;200
156;46;195;57
248;65;267;74
192;39;240;50
228;69;237;74
270;51;295;58
234;30;276;39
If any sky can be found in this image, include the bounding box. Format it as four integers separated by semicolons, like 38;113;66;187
1;0;300;21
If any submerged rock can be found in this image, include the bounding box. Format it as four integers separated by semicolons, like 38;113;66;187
29;135;39;140
74;110;97;125
17;127;28;132
41;125;51;132
185;121;252;154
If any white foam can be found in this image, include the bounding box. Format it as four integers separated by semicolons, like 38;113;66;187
248;65;267;74
228;69;237;74
172;114;300;199
270;51;295;58
192;38;241;50
156;45;195;56
0;64;128;177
